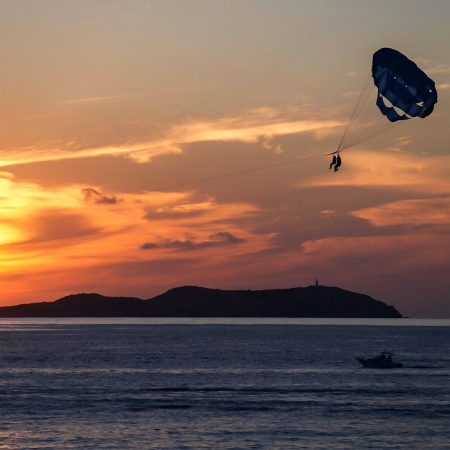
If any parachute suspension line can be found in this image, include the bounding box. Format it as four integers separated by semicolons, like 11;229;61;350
344;94;399;149
346;73;374;140
345;74;376;136
340;75;382;150
339;121;398;151
151;153;320;193
336;72;372;153
345;98;381;146
336;67;402;152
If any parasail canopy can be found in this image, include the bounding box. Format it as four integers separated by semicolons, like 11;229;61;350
335;47;438;153
372;47;437;122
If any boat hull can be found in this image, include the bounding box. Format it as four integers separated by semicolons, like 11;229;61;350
356;357;403;369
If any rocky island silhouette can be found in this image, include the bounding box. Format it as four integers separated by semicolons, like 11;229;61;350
0;284;401;318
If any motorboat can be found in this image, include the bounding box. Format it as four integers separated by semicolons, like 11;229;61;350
356;352;403;369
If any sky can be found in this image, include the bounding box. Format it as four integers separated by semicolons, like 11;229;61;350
0;0;449;317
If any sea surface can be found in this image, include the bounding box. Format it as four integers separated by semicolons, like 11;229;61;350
1;318;450;449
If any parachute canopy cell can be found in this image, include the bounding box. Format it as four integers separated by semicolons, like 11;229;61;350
372;48;437;122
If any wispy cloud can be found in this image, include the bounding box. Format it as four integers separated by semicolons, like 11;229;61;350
62;93;144;106
320;209;336;218
426;64;450;75
301;149;450;194
352;197;450;228
145;199;217;220
0;106;344;168
395;136;413;147
342;90;359;98
61;88;207;106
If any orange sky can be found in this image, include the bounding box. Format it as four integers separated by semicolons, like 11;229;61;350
0;1;449;317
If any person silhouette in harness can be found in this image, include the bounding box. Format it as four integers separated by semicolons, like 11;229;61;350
329;155;337;170
329;153;342;172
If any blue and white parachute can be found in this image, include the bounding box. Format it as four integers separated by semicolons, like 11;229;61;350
372;48;437;122
336;48;437;152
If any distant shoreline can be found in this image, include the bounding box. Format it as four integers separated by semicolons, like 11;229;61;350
5;317;450;328
4;318;450;325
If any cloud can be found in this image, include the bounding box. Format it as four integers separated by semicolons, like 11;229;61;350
0;170;265;303
352;197;450;228
2;97;447;315
140;231;245;251
301;149;450;194
23;210;102;244
320;209;336;218
163;113;340;151
215;231;244;243
425;64;450;75
81;187;121;205
0;106;344;168
62;93;143;106
140;242;159;250
395;136;413;147
2;163;448;317
145;199;217;220
342;90;359;99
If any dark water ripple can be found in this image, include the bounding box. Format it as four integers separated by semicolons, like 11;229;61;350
0;321;450;448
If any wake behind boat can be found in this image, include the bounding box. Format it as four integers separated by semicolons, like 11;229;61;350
356;352;403;369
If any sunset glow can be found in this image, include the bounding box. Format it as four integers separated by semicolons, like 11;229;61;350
0;0;449;317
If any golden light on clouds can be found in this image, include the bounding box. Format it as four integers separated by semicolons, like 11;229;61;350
301;149;450;193
1;106;449;315
0;0;448;316
0;107;343;167
0;170;267;304
353;198;450;227
0;224;24;246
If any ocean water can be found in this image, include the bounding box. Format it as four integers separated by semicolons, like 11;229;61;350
1;319;450;449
